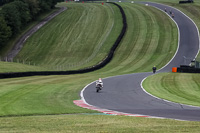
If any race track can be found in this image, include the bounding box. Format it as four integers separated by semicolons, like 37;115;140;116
82;2;200;121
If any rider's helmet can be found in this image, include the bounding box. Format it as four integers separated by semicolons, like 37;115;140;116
99;78;102;83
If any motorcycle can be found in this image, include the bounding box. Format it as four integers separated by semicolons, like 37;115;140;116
152;66;156;74
96;84;102;92
153;69;156;74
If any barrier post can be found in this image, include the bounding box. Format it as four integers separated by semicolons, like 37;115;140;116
172;67;177;72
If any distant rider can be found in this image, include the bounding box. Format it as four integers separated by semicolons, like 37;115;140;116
96;78;103;88
172;13;174;18
169;10;172;15
152;66;157;74
164;8;167;12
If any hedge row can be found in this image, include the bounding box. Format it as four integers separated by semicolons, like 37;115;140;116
0;2;127;79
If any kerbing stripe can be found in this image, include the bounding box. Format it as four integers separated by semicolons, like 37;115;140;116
73;100;149;118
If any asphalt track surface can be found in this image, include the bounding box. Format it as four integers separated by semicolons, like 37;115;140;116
83;2;200;121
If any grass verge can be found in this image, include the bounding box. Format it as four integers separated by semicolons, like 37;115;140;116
143;73;200;107
0;74;99;117
0;114;200;132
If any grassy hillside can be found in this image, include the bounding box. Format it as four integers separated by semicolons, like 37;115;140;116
0;8;60;57
14;3;121;70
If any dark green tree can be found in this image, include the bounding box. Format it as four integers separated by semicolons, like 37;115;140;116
1;3;21;35
39;0;59;12
0;0;14;6
12;1;31;25
39;0;51;12
0;16;11;47
0;0;62;48
22;0;40;20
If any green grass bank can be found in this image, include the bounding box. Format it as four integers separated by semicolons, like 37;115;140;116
0;8;60;57
1;114;200;132
143;73;200;107
15;3;121;70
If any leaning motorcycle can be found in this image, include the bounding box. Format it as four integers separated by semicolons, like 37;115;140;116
96;84;102;92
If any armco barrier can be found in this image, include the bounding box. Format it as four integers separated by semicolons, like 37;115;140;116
177;67;200;73
177;65;200;73
0;2;127;79
179;0;193;4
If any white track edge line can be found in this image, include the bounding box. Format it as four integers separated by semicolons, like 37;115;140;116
79;81;177;120
80;81;187;121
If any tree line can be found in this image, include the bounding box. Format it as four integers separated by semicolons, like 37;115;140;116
0;0;14;6
0;0;63;48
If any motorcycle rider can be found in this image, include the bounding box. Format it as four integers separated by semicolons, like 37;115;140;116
152;66;157;74
169;10;172;15
172;13;174;18
96;78;103;88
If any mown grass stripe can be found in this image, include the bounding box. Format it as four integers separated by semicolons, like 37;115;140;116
143;73;200;107
99;4;141;74
15;3;116;69
131;5;157;72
